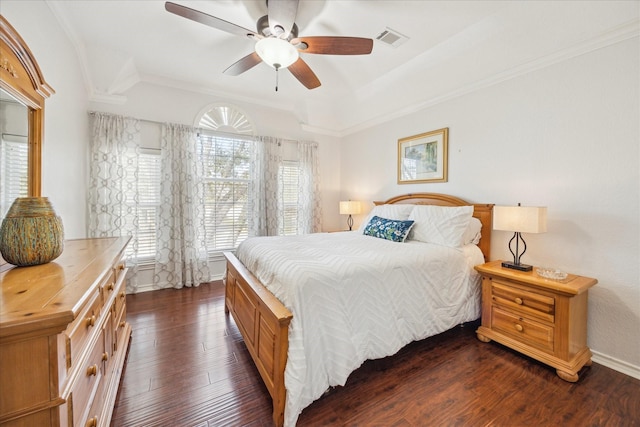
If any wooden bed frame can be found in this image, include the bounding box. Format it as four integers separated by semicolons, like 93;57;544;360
223;193;493;426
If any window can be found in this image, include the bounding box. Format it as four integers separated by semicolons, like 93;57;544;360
0;136;28;218
279;161;299;235
195;104;255;250
198;133;252;250
134;149;161;259
196;104;253;135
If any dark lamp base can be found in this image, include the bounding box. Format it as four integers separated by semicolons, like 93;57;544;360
501;261;533;272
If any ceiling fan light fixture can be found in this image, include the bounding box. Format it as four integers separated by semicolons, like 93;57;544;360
255;37;299;69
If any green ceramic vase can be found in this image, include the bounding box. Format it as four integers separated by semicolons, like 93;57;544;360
0;197;64;266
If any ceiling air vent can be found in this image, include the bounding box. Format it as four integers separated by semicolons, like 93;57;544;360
376;27;408;48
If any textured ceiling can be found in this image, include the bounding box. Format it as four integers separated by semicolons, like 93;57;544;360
47;0;639;135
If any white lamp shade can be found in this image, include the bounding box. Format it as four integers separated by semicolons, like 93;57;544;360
255;38;299;69
339;201;362;215
493;206;547;233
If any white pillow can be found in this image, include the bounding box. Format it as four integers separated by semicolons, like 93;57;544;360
408;205;474;247
358;204;415;232
462;217;482;245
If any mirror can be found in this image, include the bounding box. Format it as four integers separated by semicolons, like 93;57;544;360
0;15;54;209
0;89;28;217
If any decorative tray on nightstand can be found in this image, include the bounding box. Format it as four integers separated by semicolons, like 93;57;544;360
536;267;568;280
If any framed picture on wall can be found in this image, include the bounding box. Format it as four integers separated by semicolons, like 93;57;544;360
397;127;448;184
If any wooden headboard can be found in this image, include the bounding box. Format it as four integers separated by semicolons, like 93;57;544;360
374;193;494;262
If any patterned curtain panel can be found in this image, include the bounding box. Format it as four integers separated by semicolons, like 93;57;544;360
250;137;322;236
250;136;283;236
88;112;140;291
297;141;322;234
154;124;211;289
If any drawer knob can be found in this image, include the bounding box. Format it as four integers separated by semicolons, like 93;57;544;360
514;297;523;305
102;352;109;361
107;282;114;291
86;315;96;327
514;323;524;332
120;291;126;299
87;364;98;376
119;264;125;270
86;416;98;427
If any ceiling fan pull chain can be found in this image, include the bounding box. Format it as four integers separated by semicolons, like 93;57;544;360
275;63;281;92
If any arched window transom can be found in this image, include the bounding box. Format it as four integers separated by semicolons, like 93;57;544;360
196;104;254;135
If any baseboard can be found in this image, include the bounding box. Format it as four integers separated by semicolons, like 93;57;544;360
130;273;226;294
591;350;640;380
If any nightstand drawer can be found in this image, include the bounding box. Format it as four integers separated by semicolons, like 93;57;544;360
491;306;554;353
492;280;555;322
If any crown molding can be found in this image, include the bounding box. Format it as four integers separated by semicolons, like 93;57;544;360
299;123;342;137
88;91;127;105
338;19;640;138
140;73;297;114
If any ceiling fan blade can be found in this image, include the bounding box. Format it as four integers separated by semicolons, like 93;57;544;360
293;36;373;55
165;2;256;38
288;58;321;89
223;52;263;76
267;0;299;37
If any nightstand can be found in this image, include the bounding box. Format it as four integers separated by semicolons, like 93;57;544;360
475;260;597;382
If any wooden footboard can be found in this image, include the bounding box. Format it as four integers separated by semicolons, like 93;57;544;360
223;251;292;427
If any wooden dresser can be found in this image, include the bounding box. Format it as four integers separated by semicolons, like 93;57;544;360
0;237;131;426
475;260;597;382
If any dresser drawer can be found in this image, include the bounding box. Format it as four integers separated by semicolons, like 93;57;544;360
492;279;555;322
70;329;106;427
113;273;127;324
101;270;117;305
84;339;110;427
491;306;554;353
66;288;103;370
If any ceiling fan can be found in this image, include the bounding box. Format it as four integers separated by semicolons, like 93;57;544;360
164;1;373;90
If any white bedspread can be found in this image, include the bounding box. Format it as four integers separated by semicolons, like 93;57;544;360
236;231;484;426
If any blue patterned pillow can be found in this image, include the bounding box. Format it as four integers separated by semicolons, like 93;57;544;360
363;216;415;243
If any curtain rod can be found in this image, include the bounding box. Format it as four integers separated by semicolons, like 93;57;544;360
87;111;313;146
88;111;255;140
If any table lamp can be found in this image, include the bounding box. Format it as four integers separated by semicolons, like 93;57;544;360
493;203;547;271
339;200;362;231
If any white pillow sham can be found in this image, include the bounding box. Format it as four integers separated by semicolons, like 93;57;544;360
463;217;482;245
408;205;474;247
358;204;415;232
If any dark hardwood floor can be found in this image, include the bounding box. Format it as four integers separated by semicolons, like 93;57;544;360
112;282;640;427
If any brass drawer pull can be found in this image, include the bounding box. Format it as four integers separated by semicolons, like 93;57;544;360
514;297;523;305
107;282;114;291
86;416;98;427
102;352;109;361
514;323;524;332
86;315;96;327
87;364;98;376
120;291;126;299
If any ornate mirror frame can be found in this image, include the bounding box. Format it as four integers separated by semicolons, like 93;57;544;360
0;15;54;196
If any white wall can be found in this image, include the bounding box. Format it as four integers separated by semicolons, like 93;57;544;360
4;2;637;378
340;38;640;376
3;1;90;239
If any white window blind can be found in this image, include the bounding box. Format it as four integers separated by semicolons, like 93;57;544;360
0;136;28;219
279;161;299;236
132;149;161;260
198;133;252;250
